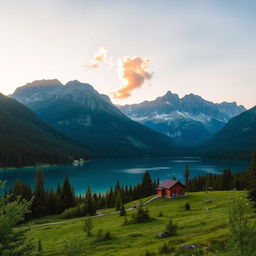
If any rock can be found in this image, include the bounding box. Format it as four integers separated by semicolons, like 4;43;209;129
180;243;200;250
205;200;213;204
156;231;170;239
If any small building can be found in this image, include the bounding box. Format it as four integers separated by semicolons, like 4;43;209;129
157;180;186;198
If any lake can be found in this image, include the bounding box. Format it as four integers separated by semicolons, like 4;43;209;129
0;157;249;195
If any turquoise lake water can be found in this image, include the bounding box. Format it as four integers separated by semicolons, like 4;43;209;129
0;157;249;195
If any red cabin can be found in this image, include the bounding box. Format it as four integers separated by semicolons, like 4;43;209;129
157;180;186;198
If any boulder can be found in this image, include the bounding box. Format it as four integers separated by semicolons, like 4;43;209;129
156;231;170;239
180;243;200;250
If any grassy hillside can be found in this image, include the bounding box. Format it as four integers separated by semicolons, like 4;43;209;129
28;191;251;256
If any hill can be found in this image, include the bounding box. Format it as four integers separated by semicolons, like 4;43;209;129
12;80;183;158
119;91;246;146
29;191;247;256
0;94;88;167
198;106;256;159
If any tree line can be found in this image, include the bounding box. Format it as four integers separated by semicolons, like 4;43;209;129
186;152;256;206
6;170;157;219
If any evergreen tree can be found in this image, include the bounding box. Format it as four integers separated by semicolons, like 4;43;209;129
221;169;233;190
141;171;154;197
248;151;256;208
83;218;93;236
184;165;190;187
32;169;46;217
0;180;38;255
85;186;96;216
229;194;256;255
115;191;122;211
120;204;126;216
61;177;76;212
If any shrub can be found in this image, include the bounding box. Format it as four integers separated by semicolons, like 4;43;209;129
63;237;83;256
104;231;112;240
132;203;151;223
158;211;163;217
95;230;113;242
158;241;174;254
184;203;191;211
165;218;177;236
83;218;93;236
96;229;103;241
61;204;86;219
144;250;155;256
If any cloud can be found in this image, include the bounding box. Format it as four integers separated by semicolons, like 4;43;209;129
86;48;153;99
87;46;108;69
111;57;153;99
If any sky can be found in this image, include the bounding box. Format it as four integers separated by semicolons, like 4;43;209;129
0;0;255;108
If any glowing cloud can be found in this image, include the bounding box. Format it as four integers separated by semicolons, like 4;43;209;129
87;46;108;69
112;57;153;99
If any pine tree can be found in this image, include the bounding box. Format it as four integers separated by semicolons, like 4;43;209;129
248;151;256;208
229;194;256;255
0;180;38;255
32;169;46;217
120;204;126;216
61;177;76;212
141;171;154;197
221;169;233;190
85;186;96;216
83;218;93;236
115;191;122;211
184;165;190;187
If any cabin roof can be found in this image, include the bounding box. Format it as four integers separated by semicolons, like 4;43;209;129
157;180;185;189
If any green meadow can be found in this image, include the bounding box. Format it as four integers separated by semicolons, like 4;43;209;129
29;191;248;256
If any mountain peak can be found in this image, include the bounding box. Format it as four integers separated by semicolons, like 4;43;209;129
65;80;94;90
24;79;63;87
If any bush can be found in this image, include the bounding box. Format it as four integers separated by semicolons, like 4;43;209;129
96;229;103;241
95;230;113;242
61;204;86;219
184;203;191;211
104;231;112;240
132;203;151;223
83;218;93;236
158;211;163;217
144;250;155;256
165;218;177;236
158;241;174;254
63;237;83;256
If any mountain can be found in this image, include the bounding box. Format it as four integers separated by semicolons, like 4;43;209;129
12;80;183;158
0;93;89;167
197;106;256;159
119;91;246;146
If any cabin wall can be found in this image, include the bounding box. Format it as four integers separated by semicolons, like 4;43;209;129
172;183;185;196
157;189;162;197
166;189;171;197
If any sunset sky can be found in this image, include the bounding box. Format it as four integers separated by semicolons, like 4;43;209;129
0;0;255;108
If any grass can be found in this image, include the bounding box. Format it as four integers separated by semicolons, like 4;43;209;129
28;191;248;255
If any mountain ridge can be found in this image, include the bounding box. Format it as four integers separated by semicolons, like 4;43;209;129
197;105;256;159
12;80;184;158
0;93;89;167
119;91;246;146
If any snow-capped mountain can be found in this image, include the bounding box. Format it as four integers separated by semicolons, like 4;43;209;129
12;80;184;158
119;91;246;146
